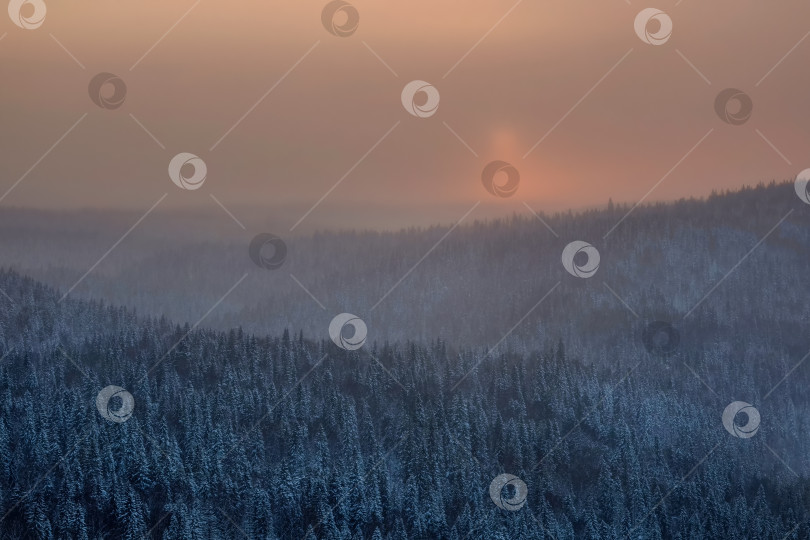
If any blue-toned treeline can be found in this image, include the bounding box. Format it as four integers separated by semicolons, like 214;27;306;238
0;182;809;538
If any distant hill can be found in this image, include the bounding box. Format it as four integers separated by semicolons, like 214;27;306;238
0;181;807;353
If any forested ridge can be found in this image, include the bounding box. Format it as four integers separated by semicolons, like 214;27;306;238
0;182;809;538
1;181;808;351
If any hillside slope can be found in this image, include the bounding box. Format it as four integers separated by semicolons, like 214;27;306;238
0;256;808;537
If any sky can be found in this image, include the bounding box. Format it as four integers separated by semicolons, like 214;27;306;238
1;0;809;231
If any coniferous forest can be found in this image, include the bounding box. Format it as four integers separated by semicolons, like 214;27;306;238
1;182;810;538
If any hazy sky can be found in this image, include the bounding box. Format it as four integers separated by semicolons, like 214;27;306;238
2;0;809;230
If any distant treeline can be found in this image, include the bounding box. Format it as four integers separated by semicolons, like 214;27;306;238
0;182;807;354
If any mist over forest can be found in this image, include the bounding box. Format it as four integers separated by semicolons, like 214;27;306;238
0;181;809;538
1;181;807;352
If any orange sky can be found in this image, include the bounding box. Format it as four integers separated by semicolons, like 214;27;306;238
1;0;809;230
